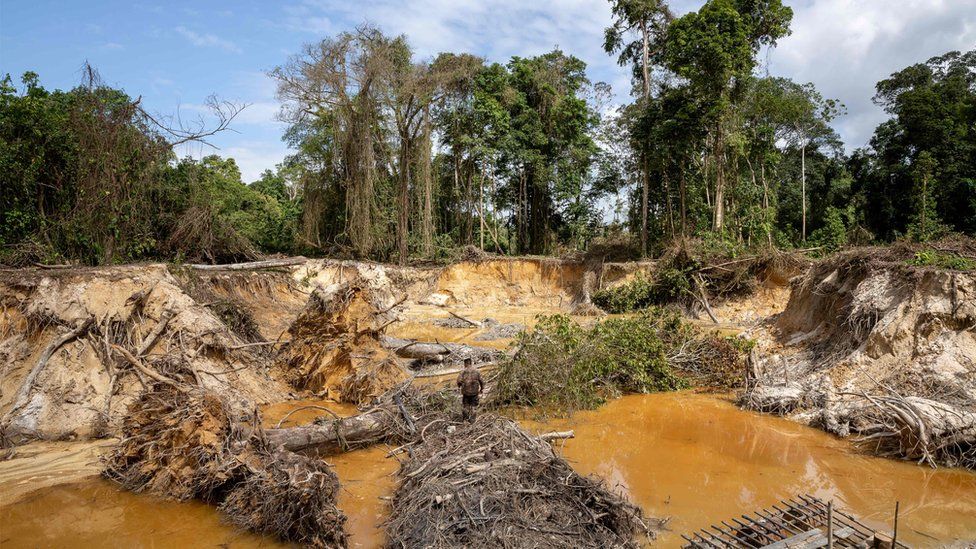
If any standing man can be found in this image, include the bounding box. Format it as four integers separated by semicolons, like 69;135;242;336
456;357;483;423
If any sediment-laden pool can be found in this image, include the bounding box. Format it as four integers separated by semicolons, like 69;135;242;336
2;392;974;548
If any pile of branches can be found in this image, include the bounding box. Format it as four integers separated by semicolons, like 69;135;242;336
103;384;347;547
849;393;976;469
593;240;806;314
172;267;267;345
384;413;654;548
164;205;258;265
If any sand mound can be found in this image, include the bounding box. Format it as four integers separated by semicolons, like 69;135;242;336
744;243;976;467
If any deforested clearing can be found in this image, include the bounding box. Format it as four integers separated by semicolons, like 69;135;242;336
5;3;976;546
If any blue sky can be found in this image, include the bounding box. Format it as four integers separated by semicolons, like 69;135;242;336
3;0;975;181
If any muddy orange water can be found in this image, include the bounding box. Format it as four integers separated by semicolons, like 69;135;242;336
524;392;976;547
3;392;975;548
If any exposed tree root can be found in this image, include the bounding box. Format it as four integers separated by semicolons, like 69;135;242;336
846;394;976;468
103;384;347;547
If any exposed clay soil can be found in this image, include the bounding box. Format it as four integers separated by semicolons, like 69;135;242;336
745;244;976;468
0;257;649;445
4;248;972;470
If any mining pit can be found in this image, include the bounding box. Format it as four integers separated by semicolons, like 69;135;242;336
1;254;975;547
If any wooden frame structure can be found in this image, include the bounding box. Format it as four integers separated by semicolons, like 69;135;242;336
681;494;908;548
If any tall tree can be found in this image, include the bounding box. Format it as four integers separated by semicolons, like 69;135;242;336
857;50;976;239
604;0;673;253
272;25;399;258
664;0;792;232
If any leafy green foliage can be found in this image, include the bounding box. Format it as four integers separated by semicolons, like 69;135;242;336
855;51;976;240
493;310;690;412
908;250;976;271
0;72;298;266
592;269;692;312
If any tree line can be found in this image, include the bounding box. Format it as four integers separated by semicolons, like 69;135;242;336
2;4;974;266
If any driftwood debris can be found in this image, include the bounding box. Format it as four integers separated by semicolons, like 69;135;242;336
385;413;653;548
103;385;347;548
448;310;481;327
851;393;976;468
188;257;308;271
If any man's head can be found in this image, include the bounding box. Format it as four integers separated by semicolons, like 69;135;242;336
463;357;474;369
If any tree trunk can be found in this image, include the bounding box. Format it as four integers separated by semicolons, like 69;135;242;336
713;126;726;231
679;162;687;237
640;21;652;255
761;162;772;246
640;21;651;99
479;165;485;251
464;161;474;245
398;138;411;265
419;110;434;256
801;142;807;242
265;408;392;453
663;166;674;238
641;159;649;255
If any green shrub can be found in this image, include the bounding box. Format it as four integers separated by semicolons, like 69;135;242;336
908;249;976;271
592;266;694;313
492;308;740;413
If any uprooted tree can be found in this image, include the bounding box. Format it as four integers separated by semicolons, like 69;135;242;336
104;381;659;548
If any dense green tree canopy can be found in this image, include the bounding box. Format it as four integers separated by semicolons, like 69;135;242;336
1;18;973;267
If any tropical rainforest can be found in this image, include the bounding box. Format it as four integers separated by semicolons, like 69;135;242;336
2;0;974;266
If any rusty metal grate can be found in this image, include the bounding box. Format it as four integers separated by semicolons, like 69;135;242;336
681;494;908;548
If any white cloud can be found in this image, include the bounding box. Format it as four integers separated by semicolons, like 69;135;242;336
222;142;291;182
280;0;976;152
767;0;976;149
172;139;290;183
175;26;243;54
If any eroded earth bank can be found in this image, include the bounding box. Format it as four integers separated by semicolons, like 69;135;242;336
2;249;975;547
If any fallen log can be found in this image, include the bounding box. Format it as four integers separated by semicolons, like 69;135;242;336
448;310;481;327
188;257;308;271
265;407;395;453
379;335;502;366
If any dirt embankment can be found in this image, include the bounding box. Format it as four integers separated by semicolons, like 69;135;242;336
0;257;650;445
0;265;292;444
745;245;976;468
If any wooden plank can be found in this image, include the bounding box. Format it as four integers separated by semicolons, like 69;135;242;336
723;519;768;547
756;509;805;535
732;516;778;545
760;527;854;549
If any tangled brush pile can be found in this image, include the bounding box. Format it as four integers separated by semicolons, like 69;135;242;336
103;384;347;548
384;412;655;548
